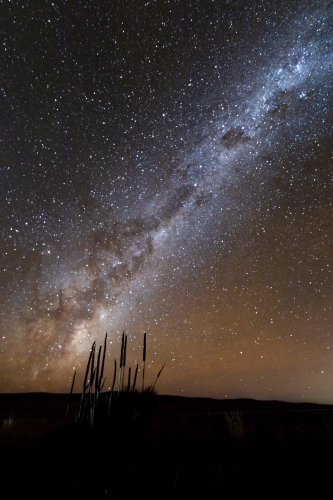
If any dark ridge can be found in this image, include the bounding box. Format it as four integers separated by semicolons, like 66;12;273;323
1;392;332;420
2;393;333;499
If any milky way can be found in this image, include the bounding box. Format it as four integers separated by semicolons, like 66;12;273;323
1;0;333;402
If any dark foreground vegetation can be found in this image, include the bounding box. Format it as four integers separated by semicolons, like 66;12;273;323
1;393;333;499
1;333;332;498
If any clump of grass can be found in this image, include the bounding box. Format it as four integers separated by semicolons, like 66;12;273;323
76;333;108;426
224;410;244;441
142;331;146;392
69;331;165;435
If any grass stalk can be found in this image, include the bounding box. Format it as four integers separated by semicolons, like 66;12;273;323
99;332;107;390
92;345;102;425
78;341;96;419
118;332;125;395
151;363;166;391
132;363;139;391
142;332;146;392
121;334;127;392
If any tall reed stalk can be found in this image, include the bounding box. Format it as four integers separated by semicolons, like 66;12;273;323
78;341;96;420
142;332;146;392
132;363;139;391
118;332;125;396
77;333;108;426
121;334;127;391
151;363;166;391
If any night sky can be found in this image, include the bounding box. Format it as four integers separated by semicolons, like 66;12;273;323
1;0;333;402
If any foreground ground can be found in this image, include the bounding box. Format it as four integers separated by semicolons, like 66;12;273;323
1;393;333;499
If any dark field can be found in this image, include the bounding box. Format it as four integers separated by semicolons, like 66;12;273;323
1;393;333;499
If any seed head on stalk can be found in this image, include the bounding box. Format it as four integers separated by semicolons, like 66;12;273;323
98;332;107;391
142;332;146;392
121;334;128;391
132;363;139;392
118;332;125;395
151;362;166;391
91;332;108;426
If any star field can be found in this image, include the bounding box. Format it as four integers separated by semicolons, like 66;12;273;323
1;0;333;402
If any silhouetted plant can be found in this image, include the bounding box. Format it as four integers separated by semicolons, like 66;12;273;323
71;331;165;433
